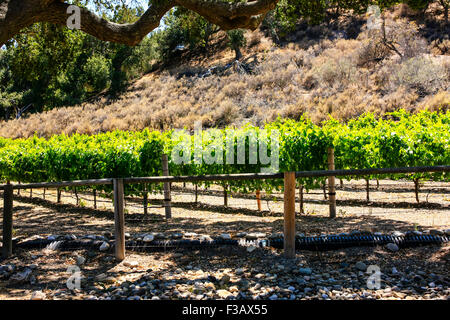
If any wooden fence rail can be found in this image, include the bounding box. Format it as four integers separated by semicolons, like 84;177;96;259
1;165;448;191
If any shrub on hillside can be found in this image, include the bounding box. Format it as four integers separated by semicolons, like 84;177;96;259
83;54;111;92
391;20;428;59
357;38;392;67
212;100;240;127
227;29;247;60
357;18;428;68
390;56;447;96
312;54;358;91
279;103;307;121
421;91;450;112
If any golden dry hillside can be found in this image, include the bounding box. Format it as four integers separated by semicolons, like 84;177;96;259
0;8;449;138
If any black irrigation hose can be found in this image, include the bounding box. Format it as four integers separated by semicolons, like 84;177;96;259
11;238;239;251
9;234;449;253
15;239;106;250
126;239;239;252
268;235;449;251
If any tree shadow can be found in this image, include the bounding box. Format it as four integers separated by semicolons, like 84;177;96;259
2;192;448;242
1;203;448;299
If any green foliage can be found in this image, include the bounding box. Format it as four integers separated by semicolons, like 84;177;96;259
0;1;158;116
174;7;220;51
227;29;247;59
83;54;111;92
404;0;431;10
269;0;331;34
151;13;186;62
0;111;448;195
154;7;221;62
264;0;426;37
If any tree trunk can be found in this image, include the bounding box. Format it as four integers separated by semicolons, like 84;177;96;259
381;12;402;59
233;45;243;60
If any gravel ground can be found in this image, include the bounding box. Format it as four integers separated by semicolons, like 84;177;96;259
0;179;449;300
0;242;449;300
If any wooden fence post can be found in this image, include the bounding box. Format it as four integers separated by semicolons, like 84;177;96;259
256;189;262;211
74;188;79;205
194;184;198;204
365;179;370;202
93;189;97;209
298;184;304;214
328;148;336;218
224;185;228;207
283;171;296;259
414;178;420;203
143;185;148;215
113;178;125;261
162;154;172;219
2;183;13;258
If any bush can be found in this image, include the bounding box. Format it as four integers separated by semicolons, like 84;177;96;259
391;57;447;96
83;54;111;92
357;18;428;67
312;55;358;90
212;100;240;127
421;91;450;112
153;24;186;62
357;38;392;67
227;29;247;60
394;21;428;59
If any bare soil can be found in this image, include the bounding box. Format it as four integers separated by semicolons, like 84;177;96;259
0;179;449;300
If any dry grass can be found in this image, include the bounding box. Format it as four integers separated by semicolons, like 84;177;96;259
0;13;449;138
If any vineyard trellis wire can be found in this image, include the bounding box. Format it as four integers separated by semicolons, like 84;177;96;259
1;164;449;261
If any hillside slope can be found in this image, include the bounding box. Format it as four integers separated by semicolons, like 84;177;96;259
0;7;449;139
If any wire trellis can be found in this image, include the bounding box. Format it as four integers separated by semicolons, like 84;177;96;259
4;178;449;223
